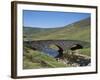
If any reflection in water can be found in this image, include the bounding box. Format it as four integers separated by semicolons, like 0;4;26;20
42;48;59;57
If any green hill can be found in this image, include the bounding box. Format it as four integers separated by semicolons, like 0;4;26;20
23;17;90;42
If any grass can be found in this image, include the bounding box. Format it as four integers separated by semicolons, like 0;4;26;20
23;48;67;69
79;48;91;56
24;25;90;42
23;47;90;69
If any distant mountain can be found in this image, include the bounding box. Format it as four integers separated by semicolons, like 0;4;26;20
23;17;90;42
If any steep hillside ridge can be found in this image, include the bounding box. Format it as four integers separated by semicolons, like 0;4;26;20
23;17;90;42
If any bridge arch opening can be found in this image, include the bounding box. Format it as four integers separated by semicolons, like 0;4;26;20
70;44;83;51
49;44;59;50
49;44;64;58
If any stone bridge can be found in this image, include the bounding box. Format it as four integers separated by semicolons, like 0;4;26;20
24;40;90;55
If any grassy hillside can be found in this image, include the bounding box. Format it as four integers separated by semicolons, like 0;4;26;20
23;17;90;42
23;47;67;69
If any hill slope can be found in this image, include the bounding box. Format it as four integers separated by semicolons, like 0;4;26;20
23;17;90;42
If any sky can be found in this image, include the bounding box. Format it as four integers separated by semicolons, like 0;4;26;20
23;10;90;28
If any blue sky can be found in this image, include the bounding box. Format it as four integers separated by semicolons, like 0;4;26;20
23;10;90;28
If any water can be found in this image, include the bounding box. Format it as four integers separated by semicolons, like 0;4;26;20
42;48;59;57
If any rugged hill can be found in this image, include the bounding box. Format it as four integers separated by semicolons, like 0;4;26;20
23;17;90;42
